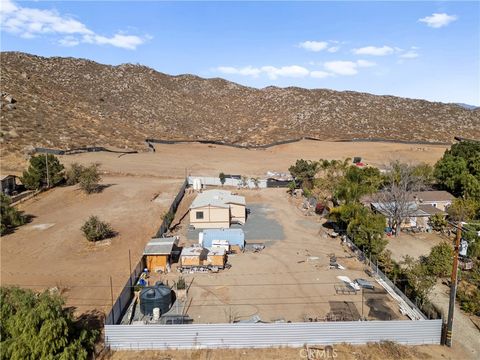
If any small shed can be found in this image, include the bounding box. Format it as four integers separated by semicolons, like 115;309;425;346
200;228;245;250
1;175;17;195
143;237;180;273
180;246;208;268
206;247;227;268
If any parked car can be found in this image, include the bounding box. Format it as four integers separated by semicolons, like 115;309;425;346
355;278;375;290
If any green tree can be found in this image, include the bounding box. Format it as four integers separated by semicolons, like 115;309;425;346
21;154;64;190
428;213;448;231
81;216;115;242
0;194;25;235
347;207;388;257
401;256;436;306
334;165;383;204
0;286;97;360
448;198;479;222
219;172;226;187
288;159;319;191
424;242;453;277
79;164;101;194
434;141;480;198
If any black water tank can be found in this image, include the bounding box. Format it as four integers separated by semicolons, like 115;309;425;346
139;284;172;316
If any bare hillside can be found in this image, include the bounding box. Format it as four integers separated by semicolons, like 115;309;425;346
1;51;479;157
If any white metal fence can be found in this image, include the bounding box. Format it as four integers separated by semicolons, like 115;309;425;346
188;176;267;189
105;319;443;350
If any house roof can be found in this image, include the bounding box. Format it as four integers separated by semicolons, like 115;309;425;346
190;190;246;209
0;174;16;181
143;237;179;255
206;247;226;256
417;204;446;216
410;191;455;202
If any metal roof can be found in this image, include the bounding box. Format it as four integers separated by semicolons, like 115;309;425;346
181;246;207;257
206;247;226;256
143;237;179;255
190;190;245;209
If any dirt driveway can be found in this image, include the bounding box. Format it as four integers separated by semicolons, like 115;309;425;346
386;232;447;262
0;176;182;315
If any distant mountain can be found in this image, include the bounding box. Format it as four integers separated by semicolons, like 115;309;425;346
455;103;479;111
1;51;479;157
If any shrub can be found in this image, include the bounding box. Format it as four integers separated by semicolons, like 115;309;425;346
78;164;101;194
428;214;448;231
219;172;226;186
0;286;97;359
81;216;115;242
424;242;453;277
0;194;25;235
176;277;186;290
65;162;84;185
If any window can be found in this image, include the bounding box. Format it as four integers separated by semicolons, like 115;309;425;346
196;211;204;220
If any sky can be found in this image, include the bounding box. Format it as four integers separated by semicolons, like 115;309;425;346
1;1;479;105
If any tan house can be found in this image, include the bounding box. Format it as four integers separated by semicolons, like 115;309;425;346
368;191;455;231
189;190;246;229
143;236;180;273
410;191;455;211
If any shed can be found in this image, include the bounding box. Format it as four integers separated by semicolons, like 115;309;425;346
200;228;245;250
206;247;227;268
180;246;208;268
1;175;17;195
143;237;180;273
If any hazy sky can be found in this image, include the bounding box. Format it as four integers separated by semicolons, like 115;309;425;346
1;1;479;105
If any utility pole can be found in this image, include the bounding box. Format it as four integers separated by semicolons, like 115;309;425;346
446;222;462;347
45;154;50;188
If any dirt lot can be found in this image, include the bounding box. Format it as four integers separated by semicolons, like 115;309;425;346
160;188;405;323
0;176;181;315
386;232;448;262
3;140;448;178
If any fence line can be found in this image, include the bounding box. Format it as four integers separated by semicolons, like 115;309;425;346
343;236;427;320
105;319;443;350
105;178;188;325
187;176;267;189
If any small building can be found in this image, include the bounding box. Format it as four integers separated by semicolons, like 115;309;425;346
189;190;246;229
180;246;208;268
205;247;227;268
1;175;17;195
180;245;227;269
143;237;180;273
200;228;245;251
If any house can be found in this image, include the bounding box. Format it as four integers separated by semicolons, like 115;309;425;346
410;191;455;211
143;236;180;273
367;191;454;230
189;190;246;229
1;175;17;195
199;228;245;252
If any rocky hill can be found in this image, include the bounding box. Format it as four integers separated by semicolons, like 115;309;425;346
1;51;479;157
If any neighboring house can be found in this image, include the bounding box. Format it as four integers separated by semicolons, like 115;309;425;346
189;190;246;229
410;191;455;211
143;237;180;273
1;175;17;195
365;190;454;230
